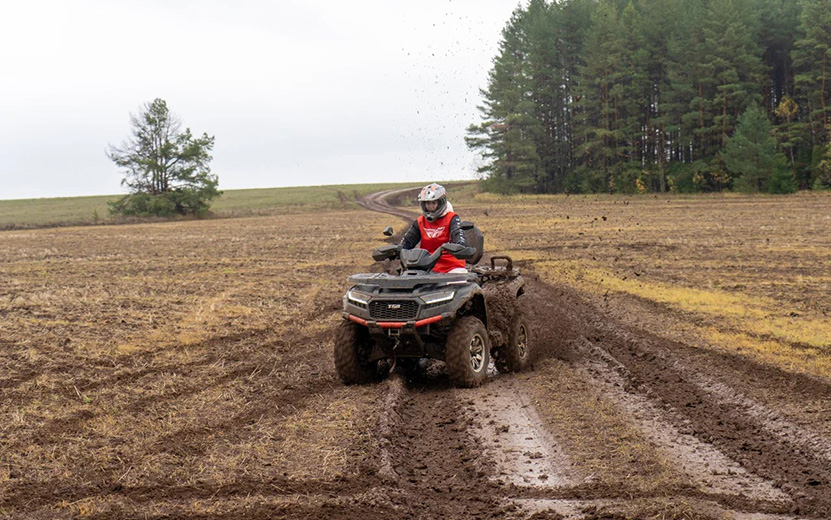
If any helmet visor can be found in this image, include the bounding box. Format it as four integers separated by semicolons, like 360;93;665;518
421;197;446;222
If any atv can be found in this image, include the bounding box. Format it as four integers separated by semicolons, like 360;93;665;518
335;221;530;388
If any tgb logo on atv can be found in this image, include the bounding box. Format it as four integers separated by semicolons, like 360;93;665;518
424;226;446;239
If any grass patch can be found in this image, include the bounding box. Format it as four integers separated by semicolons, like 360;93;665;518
0;181;474;230
530;359;684;494
703;328;831;380
520;256;831;379
0;194;116;229
211;182;423;215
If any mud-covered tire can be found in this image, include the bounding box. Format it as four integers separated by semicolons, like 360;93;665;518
445;316;490;388
494;307;531;373
334;320;376;384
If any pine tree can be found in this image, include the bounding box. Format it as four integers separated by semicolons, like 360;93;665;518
557;0;596;191
792;0;831;176
702;0;766;151
637;0;682;191
616;2;650;164
525;0;570;191
574;0;629;191
724;104;792;192
774;95;801;170
754;0;800;110
664;0;713;162
466;8;542;192
468;0;592;193
814;142;831;189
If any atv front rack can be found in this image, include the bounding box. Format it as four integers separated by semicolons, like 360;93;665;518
348;271;477;289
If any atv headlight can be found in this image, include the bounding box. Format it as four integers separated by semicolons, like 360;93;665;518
346;289;371;306
421;290;455;305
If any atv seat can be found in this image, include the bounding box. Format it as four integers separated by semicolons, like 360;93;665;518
461;222;484;265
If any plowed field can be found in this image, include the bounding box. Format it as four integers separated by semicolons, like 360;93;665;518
1;190;830;519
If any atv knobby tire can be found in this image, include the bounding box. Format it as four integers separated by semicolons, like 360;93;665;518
334;320;376;384
445;316;490;387
494;307;531;373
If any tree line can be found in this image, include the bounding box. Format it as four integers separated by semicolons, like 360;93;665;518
467;0;831;194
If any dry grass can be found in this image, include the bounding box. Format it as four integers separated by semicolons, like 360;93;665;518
528;360;685;495
464;191;831;380
0;208;392;517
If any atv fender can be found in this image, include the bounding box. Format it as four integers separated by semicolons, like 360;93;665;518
457;291;487;328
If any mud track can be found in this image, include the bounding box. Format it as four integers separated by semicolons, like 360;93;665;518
357;187;422;220
345;188;831;519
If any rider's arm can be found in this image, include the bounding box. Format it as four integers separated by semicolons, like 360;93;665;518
448;215;466;245
400;220;421;250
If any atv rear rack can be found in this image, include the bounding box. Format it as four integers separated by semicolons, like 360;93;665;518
471;255;520;283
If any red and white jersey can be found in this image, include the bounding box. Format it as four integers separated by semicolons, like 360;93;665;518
417;211;466;273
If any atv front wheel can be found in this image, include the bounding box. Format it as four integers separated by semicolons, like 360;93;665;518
334;320;376;384
494;308;531;373
445;316;490;387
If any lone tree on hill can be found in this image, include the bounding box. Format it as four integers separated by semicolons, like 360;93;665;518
107;98;220;216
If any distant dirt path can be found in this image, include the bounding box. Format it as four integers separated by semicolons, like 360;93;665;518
352;188;831;519
357;187;421;221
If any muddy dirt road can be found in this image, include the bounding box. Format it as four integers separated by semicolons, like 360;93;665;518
1;191;829;519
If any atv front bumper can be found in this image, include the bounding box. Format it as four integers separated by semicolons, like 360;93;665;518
344;312;453;331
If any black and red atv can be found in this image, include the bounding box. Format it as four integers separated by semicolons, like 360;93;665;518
335;222;531;387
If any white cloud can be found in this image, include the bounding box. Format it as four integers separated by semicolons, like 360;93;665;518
0;0;517;199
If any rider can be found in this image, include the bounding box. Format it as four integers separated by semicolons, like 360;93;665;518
400;183;468;274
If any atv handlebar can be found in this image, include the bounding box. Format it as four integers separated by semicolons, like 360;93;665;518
372;244;402;262
371;242;477;271
442;242;477;260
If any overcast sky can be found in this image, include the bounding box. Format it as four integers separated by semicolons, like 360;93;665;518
0;0;519;200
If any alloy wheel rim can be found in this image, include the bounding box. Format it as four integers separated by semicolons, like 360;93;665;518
517;324;528;359
469;334;485;372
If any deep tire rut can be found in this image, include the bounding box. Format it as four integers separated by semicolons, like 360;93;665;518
536;279;831;517
376;374;515;519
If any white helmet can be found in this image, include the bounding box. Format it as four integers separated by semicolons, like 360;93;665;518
417;183;447;222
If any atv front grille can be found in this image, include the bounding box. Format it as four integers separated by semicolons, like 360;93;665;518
369;300;419;321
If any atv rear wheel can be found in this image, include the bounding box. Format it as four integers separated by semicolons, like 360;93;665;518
494;307;531;373
445;316;490;387
334;320;376;384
